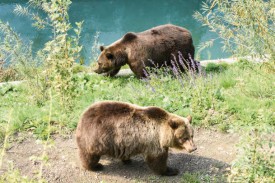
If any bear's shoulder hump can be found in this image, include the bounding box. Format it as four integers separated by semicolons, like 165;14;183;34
122;32;137;43
144;107;168;121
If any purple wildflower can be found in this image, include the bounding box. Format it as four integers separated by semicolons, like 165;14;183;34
143;68;150;78
142;69;156;93
171;60;179;76
178;52;190;71
188;53;197;72
148;59;158;68
170;59;184;88
178;52;186;69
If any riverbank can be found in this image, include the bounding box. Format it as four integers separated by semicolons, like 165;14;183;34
0;56;259;87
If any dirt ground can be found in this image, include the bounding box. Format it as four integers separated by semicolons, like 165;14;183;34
1;128;239;183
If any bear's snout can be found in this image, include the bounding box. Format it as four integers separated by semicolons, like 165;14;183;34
183;139;197;153
93;60;114;74
188;146;197;153
93;64;102;73
93;62;106;73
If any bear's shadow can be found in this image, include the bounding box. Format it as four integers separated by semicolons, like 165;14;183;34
94;152;229;180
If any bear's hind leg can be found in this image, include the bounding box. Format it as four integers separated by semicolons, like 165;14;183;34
145;151;179;176
79;150;103;171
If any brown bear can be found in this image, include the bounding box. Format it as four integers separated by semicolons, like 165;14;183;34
76;101;197;176
93;24;199;78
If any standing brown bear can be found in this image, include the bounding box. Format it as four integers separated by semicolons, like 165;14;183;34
76;101;197;176
93;24;198;78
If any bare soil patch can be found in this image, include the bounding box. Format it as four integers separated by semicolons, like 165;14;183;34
1;128;239;182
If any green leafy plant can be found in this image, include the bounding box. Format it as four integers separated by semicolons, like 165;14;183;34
205;62;228;73
0;20;36;82
14;0;83;107
90;31;101;63
229;129;275;182
0;110;12;167
0;167;38;183
194;0;275;59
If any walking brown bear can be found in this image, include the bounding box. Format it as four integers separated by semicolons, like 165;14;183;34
76;101;197;176
93;24;199;78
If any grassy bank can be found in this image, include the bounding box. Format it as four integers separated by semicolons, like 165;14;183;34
1;61;274;141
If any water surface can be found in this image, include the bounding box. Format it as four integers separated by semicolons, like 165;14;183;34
0;0;230;63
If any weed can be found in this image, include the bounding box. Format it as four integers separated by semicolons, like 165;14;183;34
0;110;12;167
228;129;275;182
90;31;101;63
194;0;275;59
0;20;34;83
14;0;84;108
0;166;38;183
205;62;228;73
181;172;200;183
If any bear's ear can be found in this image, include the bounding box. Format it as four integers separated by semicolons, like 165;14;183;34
100;46;105;52
106;52;114;60
187;115;192;124
168;120;179;130
122;32;137;42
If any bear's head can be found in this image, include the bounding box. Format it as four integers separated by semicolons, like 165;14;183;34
93;32;137;74
168;115;197;153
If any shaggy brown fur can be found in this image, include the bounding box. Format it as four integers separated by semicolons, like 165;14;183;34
93;24;198;78
76;101;197;176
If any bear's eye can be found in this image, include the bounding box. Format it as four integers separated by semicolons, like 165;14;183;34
183;137;189;141
106;53;114;60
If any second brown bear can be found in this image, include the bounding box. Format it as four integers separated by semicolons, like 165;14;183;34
93;24;198;78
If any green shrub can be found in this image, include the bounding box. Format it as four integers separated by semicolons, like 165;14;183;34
219;77;236;89
14;0;83;108
0;20;35;83
194;0;275;59
205;62;229;73
228;129;275;182
0;168;39;183
72;63;89;74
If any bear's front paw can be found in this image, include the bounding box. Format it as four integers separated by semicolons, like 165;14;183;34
164;167;179;176
90;163;104;171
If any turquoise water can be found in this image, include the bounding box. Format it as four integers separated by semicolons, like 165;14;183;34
0;0;230;63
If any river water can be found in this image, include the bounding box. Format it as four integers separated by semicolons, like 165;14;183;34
0;0;230;63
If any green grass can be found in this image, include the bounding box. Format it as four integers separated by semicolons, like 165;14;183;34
180;172;225;183
0;61;274;141
0;168;39;183
181;172;201;183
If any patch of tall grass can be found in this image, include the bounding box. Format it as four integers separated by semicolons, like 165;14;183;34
1;60;274;140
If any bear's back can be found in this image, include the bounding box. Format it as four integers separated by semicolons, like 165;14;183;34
77;101;135;134
138;24;191;39
129;24;194;68
82;101;169;122
88;101;134;118
77;101;169;158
